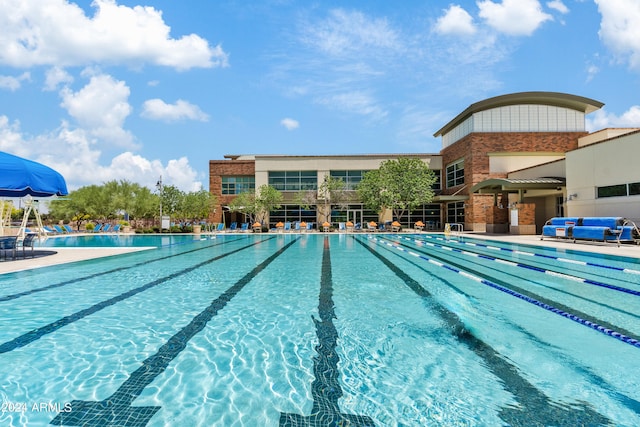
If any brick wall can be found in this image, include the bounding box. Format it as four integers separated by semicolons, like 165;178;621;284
208;160;255;223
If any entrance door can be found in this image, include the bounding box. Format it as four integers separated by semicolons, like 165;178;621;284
348;209;362;227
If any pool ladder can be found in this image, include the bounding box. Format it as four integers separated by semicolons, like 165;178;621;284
444;223;464;236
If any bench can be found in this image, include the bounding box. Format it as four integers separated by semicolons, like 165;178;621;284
542;217;640;246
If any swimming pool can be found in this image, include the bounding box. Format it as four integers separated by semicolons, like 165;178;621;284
2;233;640;426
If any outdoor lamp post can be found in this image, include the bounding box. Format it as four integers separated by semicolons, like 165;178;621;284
156;175;163;228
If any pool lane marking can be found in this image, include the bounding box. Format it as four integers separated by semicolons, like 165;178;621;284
0;237;277;355
280;237;375;426
411;233;640;276
371;237;640;417
50;237;300;427
353;236;612;426
399;235;640;297
0;235;252;303
369;236;640;350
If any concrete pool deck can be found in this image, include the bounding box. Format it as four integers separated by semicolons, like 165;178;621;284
0;232;638;275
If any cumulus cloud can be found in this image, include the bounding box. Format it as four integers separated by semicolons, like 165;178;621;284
478;0;552;36
595;0;640;71
280;118;299;130
0;72;31;91
434;5;477;36
586;106;640;131
0;0;227;70
0;114;203;192
141;99;209;122
59;73;136;148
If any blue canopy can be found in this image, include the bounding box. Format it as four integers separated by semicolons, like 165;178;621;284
0;151;68;197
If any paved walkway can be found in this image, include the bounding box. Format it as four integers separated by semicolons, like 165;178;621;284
0;232;638;275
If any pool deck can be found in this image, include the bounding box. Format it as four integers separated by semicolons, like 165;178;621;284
0;232;638;275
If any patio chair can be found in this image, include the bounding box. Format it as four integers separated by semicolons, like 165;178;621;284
0;236;18;260
92;224;103;233
63;224;75;233
240;223;249;232
284;222;292;232
216;223;225;232
20;233;37;258
227;222;237;233
112;224;121;233
102;224;112;233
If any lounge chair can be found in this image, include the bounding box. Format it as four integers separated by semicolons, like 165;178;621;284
227;222;237;233
367;221;377;232
338;222;346;232
240;223;249;232
112;224;121;233
293;222;301;232
92;224;103;233
102;224;111;233
43;225;57;234
216;223;225;232
53;224;65;234
284;222;292;232
62;224;75;233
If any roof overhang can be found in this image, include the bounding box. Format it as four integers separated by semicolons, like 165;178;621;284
470;178;565;194
432;194;469;202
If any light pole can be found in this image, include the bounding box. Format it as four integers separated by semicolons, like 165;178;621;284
156;175;163;228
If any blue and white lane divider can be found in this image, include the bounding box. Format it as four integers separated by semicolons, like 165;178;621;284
397;235;640;297
366;235;640;349
410;233;640;277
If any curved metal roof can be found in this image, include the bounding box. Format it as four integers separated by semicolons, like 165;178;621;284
434;92;604;137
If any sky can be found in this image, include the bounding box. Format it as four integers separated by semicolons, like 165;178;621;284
1;0;640;194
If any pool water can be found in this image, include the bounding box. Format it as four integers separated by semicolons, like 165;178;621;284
2;233;640;426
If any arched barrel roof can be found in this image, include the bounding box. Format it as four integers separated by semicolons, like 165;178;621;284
433;91;604;137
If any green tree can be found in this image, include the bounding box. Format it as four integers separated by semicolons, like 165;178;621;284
49;185;103;230
294;175;350;223
182;189;217;223
255;185;282;225
229;190;259;224
357;157;436;223
160;185;184;219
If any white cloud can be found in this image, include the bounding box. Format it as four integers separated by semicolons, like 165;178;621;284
280;118;299;130
595;0;640;71
0;0;228;70
316;91;387;121
546;0;569;14
301;8;401;58
141;99;209;122
586;106;640;131
0;115;203;192
478;0;552;36
0;72;30;91
434;5;477;36
59;73;135;148
44;67;73;91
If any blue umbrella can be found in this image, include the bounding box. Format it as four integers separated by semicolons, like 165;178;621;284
0;151;68;197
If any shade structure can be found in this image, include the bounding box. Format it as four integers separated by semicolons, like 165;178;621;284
0;151;68;197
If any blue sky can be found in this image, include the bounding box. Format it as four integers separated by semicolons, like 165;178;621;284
1;0;639;193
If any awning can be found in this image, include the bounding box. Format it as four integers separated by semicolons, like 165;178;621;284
470;177;565;194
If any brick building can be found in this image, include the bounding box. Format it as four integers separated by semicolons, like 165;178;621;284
209;92;639;233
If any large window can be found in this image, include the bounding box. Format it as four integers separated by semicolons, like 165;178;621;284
446;201;465;224
406;204;441;228
330;170;367;190
431;170;441;190
596;182;640;198
446;160;464;188
269;171;317;191
221;176;255;195
269;204;316;226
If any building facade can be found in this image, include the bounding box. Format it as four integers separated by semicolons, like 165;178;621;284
209;92;640;233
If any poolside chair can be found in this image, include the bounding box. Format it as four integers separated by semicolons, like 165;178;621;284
92;224;103;233
391;221;401;232
322;222;331;232
354;222;362;232
227;222;237;233
102;223;111;233
240;223;249;232
20;233;37;258
338;222;346;232
0;236;18;260
112;224;121;233
284;222;292;232
252;222;262;233
62;224;75;233
293;222;301;232
307;222;314;232
43;225;57;234
346;221;354;232
216;223;225;232
367;221;377;232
